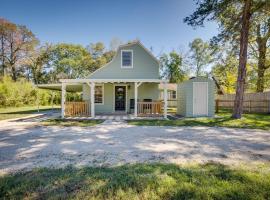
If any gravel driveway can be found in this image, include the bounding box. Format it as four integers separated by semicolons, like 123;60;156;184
0;120;270;174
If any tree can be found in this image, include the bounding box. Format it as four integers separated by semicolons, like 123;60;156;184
184;0;270;119
23;44;52;84
87;42;116;71
49;44;94;81
160;51;187;83
0;18;39;81
249;14;270;92
188;38;215;76
212;53;238;93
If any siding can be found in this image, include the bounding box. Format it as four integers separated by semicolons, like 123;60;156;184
88;43;159;79
83;82;159;114
177;77;215;117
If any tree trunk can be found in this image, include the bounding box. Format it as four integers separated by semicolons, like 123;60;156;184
232;0;252;119
11;64;16;81
255;22;269;92
256;39;267;92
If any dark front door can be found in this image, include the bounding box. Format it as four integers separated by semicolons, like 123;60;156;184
115;86;126;111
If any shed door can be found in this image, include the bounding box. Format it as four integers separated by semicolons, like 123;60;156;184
193;82;208;116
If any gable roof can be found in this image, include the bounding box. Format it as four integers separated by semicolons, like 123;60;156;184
88;40;159;78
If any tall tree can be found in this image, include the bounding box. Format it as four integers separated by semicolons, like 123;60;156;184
188;38;214;76
23;44;52;84
184;0;270;119
49;44;94;81
0;18;38;81
160;51;187;83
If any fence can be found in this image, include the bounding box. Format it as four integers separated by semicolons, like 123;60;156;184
216;91;270;113
65;101;90;117
137;101;163;117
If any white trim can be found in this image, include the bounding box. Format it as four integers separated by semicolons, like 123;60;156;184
60;78;168;83
163;82;168;119
113;84;128;113
121;50;133;68
94;84;104;105
90;82;95;118
61;83;66;119
192;82;208;116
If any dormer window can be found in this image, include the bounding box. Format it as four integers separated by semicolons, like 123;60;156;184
121;50;133;68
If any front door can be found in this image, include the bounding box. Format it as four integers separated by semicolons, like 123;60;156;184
115;86;126;111
193;82;208;116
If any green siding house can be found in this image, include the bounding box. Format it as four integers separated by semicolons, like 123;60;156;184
38;40;169;118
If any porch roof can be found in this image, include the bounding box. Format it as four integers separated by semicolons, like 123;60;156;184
36;83;82;92
36;79;169;92
59;78;168;83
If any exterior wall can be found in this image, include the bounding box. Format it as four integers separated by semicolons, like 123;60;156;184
88;43;160;79
83;82;159;114
177;77;215;117
176;83;187;116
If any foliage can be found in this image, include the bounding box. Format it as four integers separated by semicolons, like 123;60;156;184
48;43;94;80
0;163;269;199
22;44;52;84
0;18;39;80
160;51;187;83
188;38;215;76
128;111;270;130
0;76;60;107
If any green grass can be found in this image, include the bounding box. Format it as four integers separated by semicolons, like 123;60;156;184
128;112;270;130
42;118;104;127
0;163;269;199
0;106;60;121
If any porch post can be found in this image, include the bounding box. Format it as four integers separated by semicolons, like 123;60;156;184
134;82;138;117
163;81;168;119
90;82;95;118
61;82;66;119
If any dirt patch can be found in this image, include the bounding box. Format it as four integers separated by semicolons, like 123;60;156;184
0;120;270;174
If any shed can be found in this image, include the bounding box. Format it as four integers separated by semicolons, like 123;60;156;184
177;77;215;117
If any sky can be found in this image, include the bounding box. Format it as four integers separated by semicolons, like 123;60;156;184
1;0;219;56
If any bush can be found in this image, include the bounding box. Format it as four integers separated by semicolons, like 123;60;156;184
0;76;61;107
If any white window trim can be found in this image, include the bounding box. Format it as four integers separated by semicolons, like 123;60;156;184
94;84;104;105
121;50;133;68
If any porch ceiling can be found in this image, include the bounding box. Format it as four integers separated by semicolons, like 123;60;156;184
36;83;82;92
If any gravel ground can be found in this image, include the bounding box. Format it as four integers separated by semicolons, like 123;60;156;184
0;120;270;174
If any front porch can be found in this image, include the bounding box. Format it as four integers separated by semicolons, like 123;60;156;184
60;79;169;119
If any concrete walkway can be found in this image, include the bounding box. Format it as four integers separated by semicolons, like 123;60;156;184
0;118;269;174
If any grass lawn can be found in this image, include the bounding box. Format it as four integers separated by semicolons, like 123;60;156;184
0;106;60;121
0;163;269;199
42;118;104;127
128;111;270;130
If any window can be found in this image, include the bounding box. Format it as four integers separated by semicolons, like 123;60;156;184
94;85;103;104
172;91;177;99
121;50;133;68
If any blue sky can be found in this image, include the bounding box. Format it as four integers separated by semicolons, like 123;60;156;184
1;0;219;56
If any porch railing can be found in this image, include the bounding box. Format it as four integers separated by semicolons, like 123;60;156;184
65;101;90;117
137;101;163;117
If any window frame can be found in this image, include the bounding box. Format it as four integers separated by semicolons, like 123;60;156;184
94;84;104;105
121;50;133;68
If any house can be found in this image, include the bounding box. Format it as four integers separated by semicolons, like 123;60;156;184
38;40;169;118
